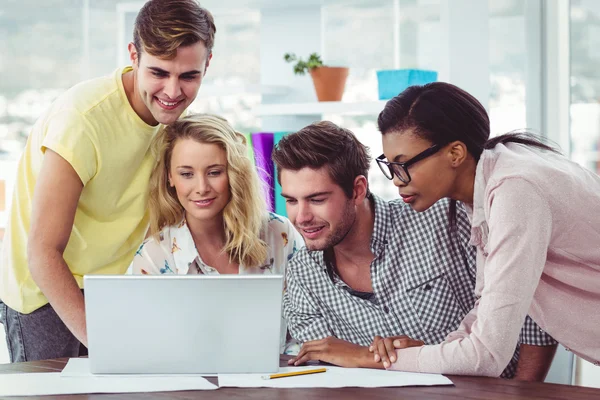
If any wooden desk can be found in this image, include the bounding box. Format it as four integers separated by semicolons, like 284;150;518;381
1;356;599;400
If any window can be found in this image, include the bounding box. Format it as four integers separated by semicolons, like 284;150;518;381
188;10;261;133
323;0;442;201
488;0;527;136
570;0;600;174
0;0;105;241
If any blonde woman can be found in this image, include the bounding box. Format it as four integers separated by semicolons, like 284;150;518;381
131;113;303;352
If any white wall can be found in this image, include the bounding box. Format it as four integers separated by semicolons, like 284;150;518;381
576;357;600;388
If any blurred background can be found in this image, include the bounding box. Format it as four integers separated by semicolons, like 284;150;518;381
0;0;599;385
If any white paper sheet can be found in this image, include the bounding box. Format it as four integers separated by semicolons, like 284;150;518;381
218;366;453;388
0;370;217;397
61;358;217;377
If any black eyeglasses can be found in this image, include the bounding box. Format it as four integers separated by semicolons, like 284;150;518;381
376;144;442;184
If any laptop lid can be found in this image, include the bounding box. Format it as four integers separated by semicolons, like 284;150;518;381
84;274;283;374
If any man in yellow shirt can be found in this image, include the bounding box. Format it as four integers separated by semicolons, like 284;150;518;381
0;0;216;362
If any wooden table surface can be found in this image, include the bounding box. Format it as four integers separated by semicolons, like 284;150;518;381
1;356;599;400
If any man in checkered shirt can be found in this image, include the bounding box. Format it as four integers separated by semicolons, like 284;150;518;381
272;121;558;380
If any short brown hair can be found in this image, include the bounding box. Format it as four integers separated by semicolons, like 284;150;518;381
133;0;216;60
272;121;372;198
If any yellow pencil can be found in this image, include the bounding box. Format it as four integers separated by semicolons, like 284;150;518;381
261;367;327;380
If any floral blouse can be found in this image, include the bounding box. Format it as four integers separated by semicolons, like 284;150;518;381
130;212;304;353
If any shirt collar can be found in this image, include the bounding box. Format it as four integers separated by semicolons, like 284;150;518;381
369;193;390;254
169;218;200;275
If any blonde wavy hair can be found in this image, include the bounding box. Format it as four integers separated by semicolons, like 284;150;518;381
148;113;268;268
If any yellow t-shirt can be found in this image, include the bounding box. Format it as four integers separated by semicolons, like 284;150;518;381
0;67;161;314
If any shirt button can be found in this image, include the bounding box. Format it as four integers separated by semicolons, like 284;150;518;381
565;348;571;352
383;306;389;314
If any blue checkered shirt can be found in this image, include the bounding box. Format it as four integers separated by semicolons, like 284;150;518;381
283;194;557;378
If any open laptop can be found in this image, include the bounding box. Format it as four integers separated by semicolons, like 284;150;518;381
84;274;284;374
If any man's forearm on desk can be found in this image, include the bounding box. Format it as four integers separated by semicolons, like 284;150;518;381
289;337;386;368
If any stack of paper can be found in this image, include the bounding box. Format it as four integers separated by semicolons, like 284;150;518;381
0;359;453;396
60;358;217;378
218;366;453;388
0;358;217;397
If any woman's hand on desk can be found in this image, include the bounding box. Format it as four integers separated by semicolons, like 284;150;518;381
369;335;424;368
288;336;384;368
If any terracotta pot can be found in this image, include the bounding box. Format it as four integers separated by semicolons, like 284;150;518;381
309;66;349;102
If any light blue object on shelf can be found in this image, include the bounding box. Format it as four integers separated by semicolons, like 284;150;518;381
376;69;438;100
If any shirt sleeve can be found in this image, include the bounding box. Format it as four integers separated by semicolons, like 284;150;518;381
455;203;556;347
131;237;167;275
283;259;334;342
389;177;553;377
41;109;98;186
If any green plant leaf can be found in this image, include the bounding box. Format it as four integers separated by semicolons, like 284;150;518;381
294;61;307;75
283;52;324;75
306;52;323;70
283;53;297;62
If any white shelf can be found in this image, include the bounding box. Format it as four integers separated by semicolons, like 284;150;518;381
256;100;387;116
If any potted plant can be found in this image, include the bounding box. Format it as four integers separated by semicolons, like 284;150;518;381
284;52;349;102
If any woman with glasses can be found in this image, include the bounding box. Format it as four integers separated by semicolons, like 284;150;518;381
130;113;303;353
371;82;600;376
